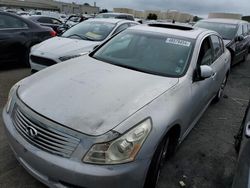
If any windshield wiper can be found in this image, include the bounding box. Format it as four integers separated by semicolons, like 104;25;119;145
82;35;97;41
66;34;85;40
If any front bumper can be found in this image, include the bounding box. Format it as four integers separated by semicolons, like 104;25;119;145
2;108;150;188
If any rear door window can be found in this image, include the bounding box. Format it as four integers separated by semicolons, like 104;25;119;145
0;15;28;29
237;24;243;36
38;17;52;24
243;24;248;36
51;18;62;25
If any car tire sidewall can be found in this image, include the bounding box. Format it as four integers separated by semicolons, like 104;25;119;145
144;135;170;188
213;75;228;103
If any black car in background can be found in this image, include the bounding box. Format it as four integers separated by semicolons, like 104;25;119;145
233;100;250;188
96;13;135;21
195;19;249;66
28;16;62;33
0;11;56;66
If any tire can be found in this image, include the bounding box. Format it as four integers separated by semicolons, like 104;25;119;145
144;134;173;188
213;75;228;103
20;47;30;67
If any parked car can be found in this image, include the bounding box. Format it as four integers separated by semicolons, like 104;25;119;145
28;15;62;33
3;23;230;188
195;19;249;66
233;100;250;188
96;12;135;21
29;18;139;72
57;14;93;34
0;11;56;66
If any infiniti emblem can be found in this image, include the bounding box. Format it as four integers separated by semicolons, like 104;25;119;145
25;126;38;138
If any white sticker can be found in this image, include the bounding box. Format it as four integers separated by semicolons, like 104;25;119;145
166;38;191;47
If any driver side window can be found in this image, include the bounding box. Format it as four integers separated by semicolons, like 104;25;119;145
198;37;214;66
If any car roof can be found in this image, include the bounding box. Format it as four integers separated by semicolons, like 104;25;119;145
199;18;248;25
128;23;211;39
86;18;136;24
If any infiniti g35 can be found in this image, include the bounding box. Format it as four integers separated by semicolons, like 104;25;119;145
3;23;230;188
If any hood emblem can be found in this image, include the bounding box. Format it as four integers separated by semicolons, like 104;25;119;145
25;126;38;138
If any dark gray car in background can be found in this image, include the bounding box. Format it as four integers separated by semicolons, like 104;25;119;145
195;18;249;66
0;11;56;66
27;15;62;33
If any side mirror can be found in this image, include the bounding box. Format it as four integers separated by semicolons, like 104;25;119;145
200;65;214;79
236;35;244;42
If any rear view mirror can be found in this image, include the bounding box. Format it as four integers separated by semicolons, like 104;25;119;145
235;35;244;42
200;65;214;79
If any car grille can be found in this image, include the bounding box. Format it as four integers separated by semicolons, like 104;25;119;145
11;106;80;158
30;55;57;66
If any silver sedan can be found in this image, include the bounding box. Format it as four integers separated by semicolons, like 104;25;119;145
3;23;231;188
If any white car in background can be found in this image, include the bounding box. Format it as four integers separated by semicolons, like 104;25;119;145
29;18;139;72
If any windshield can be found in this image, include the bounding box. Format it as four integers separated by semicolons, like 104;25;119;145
96;14;117;18
62;21;115;41
195;21;237;40
92;30;194;77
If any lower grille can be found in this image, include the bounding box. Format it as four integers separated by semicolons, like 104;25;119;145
12;106;80;158
30;55;57;66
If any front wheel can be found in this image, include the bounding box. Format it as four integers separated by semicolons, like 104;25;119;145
144;135;170;188
213;75;228;103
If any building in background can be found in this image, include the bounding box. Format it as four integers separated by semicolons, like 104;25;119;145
208;12;242;20
0;0;99;14
113;8;193;23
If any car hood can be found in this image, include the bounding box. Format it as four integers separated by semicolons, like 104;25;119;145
18;56;178;136
34;37;100;56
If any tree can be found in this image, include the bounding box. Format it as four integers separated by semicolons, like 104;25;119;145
147;13;158;20
193;16;202;22
99;9;108;13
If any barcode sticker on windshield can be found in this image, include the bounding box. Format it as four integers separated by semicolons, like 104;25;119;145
166;38;191;47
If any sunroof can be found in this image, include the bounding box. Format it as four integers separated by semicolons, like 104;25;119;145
148;23;193;31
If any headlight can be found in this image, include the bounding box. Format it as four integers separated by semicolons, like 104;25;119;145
59;52;88;61
6;83;19;113
83;118;152;164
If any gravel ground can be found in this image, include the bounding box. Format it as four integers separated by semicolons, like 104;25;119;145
0;56;250;188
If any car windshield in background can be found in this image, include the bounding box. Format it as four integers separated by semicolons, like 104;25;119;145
96;14;117;18
93;30;194;77
62;21;115;41
195;22;237;40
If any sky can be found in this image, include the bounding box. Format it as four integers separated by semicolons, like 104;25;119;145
60;0;250;17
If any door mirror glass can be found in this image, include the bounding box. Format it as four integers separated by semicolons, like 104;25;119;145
200;65;213;79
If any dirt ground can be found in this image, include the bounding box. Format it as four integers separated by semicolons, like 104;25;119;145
0;57;249;188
